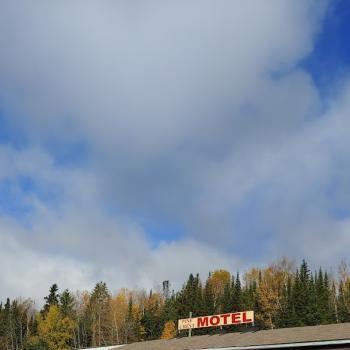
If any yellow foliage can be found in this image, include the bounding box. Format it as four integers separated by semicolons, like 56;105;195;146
25;335;41;348
209;269;231;300
110;289;145;344
145;292;163;311
244;258;295;329
37;305;75;350
161;320;176;340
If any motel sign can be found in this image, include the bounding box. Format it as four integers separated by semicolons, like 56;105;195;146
178;310;254;330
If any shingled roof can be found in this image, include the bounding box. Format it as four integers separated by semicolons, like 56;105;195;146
113;323;350;350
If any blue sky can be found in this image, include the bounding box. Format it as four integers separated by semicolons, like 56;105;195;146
1;0;350;301
303;0;350;95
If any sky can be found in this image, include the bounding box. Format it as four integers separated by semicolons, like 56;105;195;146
1;0;350;303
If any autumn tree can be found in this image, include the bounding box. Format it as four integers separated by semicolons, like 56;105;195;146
337;260;350;323
257;265;288;328
160;320;176;340
90;282;111;347
36;305;75;350
209;270;231;309
74;291;92;349
2;257;350;348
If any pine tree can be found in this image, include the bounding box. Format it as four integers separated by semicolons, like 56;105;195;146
278;276;294;327
0;302;4;349
307;272;318;325
243;281;260;328
292;260;313;326
203;276;215;316
124;296;142;343
162;292;178;325
59;289;76;319
221;282;232;314
141;291;163;340
177;273;202;319
42;284;59;316
2;298;12;350
90;282;111;347
232;273;241;312
316;271;332;324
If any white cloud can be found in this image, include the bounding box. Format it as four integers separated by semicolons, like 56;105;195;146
0;185;238;302
0;218;94;302
2;0;350;300
0;145;239;302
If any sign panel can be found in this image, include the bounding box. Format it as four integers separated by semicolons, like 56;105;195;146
178;310;254;330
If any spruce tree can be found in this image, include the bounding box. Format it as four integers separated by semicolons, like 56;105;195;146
318;271;332;324
124;296;142;343
42;284;59;316
90;282;111;347
162;292;178;324
2;298;11;350
278;276;294;327
232;273;242;312
221;282;232;314
201;276;215;335
307;272;318;325
59;289;76;318
203;276;215;316
176;273;203;319
292;260;314;326
141;291;163;340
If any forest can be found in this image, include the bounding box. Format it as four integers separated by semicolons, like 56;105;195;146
1;258;350;350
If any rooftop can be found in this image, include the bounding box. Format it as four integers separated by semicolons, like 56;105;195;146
113;323;350;350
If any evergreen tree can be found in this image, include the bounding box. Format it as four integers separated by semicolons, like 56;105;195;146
59;289;76;319
2;298;12;350
278;276;294;327
307;272;318;325
202;277;215;316
243;281;260;328
232;273;242;312
141;291;163;340
176;273;203;319
221;282;232;314
315;271;333;324
90;282;111;347
124;296;142;343
162;292;178;324
42;284;59;316
292;261;314;326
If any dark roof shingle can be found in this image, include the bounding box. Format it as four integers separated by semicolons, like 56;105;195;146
114;323;350;350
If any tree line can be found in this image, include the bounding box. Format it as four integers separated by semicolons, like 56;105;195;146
1;258;350;350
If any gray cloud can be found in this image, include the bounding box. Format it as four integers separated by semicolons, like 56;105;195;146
1;0;349;299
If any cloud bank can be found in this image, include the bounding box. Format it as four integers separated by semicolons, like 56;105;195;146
1;0;349;302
